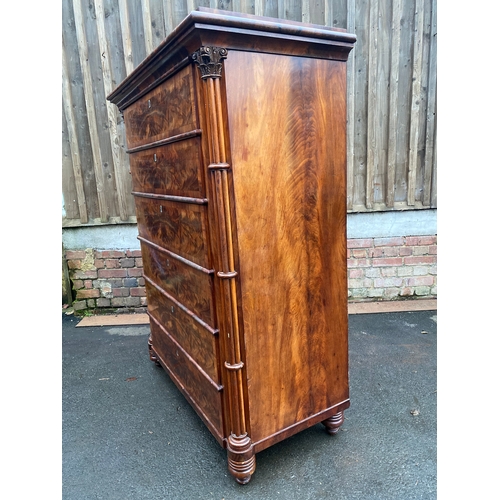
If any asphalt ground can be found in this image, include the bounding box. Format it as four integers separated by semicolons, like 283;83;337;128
62;310;437;499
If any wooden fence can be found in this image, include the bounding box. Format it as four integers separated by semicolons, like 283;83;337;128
62;0;437;227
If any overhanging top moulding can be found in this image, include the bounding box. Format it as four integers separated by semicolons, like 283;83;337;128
107;8;356;109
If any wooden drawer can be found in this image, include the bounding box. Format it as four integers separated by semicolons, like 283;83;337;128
149;312;223;440
130;137;204;198
135;198;210;269
141;242;215;326
146;284;219;383
123;65;198;150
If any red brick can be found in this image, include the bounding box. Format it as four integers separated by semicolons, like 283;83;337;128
126;250;142;258
351;249;367;258
405;236;420;246
374;237;404;247
418;236;437;245
413;246;429;256
67;259;82;270
84;280;93;289
76;289;100;299
405;256;437;265
407;276;434;287
66;250;86;260
112;288;130;297
429;245;437;255
96;250;126;259
135;258;143;268
371;247;399;258
130;287;146;297
406;236;437;246
347;258;371;268
374;277;403;288
98;269;128;278
72;279;84;290
105;259;119;269
372;257;403;267
94;259;105;269
111;297;141;307
349;269;364;279
71;270;98;279
120;258;135;268
399;247;413;256
347;238;374;249
128;268;143;277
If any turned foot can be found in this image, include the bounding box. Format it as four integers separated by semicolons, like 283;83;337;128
322;411;345;435
148;334;161;366
227;434;256;484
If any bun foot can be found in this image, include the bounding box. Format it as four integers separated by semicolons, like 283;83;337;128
227;434;256;485
148;334;161;366
322;411;345;435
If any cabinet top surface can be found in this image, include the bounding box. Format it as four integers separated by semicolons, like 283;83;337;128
107;8;356;108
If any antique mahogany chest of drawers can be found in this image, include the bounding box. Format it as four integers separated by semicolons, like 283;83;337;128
108;8;355;484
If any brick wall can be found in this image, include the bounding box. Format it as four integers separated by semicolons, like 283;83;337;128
65;235;437;313
66;249;147;314
348;236;437;301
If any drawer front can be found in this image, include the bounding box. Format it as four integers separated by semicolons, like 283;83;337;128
130;137;204;198
149;313;223;438
147;285;219;383
124;65;197;150
141;243;215;326
135;198;209;269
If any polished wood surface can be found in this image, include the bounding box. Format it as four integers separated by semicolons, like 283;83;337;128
123;65;198;150
130;137;205;198
108;8;355;485
225;51;350;446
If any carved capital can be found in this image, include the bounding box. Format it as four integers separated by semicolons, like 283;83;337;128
192;46;228;79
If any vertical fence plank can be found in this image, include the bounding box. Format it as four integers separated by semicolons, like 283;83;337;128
142;0;155;54
95;0;129;221
186;0;197;13
346;0;355;210
119;0;134;75
408;0;425;206
423;0;436;207
365;0;379;209
386;0;402;208
72;0;109;222
62;36;89;224
301;0;310;22
430;122;437;207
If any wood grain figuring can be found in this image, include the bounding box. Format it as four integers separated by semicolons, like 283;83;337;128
107;9;355;484
141;242;215;325
129;137;204;198
135;198;209;268
146;282;219;383
225;51;349;444
149;316;224;441
123;65;196;149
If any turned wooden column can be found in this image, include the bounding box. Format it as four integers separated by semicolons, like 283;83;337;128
192;46;255;484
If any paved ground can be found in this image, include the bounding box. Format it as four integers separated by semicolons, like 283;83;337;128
62;309;437;499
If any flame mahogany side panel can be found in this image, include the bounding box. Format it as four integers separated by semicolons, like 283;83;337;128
224;51;350;448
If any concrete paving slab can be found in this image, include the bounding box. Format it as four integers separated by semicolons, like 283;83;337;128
62;310;437;499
